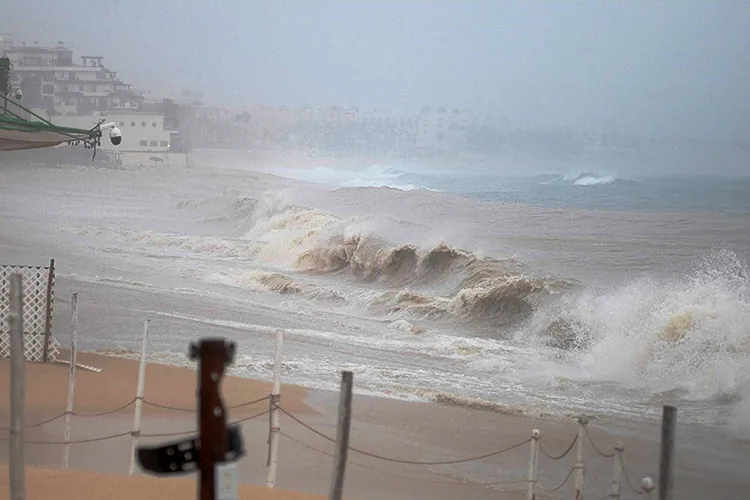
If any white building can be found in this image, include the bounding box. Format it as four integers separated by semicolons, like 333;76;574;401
2;34;180;166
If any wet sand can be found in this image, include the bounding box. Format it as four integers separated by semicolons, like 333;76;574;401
2;350;749;499
0;465;330;500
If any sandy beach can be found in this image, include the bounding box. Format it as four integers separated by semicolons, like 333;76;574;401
0;465;328;500
2;349;748;500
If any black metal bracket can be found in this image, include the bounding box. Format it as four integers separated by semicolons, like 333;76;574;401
137;424;245;476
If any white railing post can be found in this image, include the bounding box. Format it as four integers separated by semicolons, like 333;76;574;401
611;442;624;499
527;429;540;500
574;416;587;500
266;329;283;488
129;319;150;475
9;273;26;500
62;292;79;470
642;477;655;500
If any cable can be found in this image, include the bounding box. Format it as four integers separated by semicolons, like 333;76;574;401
586;428;616;459
276;404;530;466
537;466;576;493
539;434;578;460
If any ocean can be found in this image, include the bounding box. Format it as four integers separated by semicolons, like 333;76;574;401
2;158;749;434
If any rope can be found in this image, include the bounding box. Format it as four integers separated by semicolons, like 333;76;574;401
279;431;530;488
142;394;270;412
138;409;271;439
276;404;530;466
538;434;578;460
537;466;577;493
0;431;132;445
0;398;138;432
279;431;463;485
140;429;195;438
619;452;645;496
232;409;271;425
586;428;616;459
74;398;138;417
0;411;68;431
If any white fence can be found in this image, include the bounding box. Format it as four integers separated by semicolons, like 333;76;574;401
0;261;59;362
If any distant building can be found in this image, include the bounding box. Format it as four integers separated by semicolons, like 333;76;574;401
1;34;179;165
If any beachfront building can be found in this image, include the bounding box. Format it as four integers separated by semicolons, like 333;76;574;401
0;33;179;166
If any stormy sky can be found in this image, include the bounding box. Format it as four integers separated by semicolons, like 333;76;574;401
4;1;749;140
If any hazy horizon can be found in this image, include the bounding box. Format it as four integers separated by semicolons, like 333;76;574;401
4;1;750;142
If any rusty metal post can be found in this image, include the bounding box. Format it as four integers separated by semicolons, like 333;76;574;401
190;338;236;500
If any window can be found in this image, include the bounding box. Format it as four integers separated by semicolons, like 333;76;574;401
131;122;136;127
160;141;169;147
149;140;158;147
139;140;148;147
119;121;125;127
152;122;158;127
141;122;146;127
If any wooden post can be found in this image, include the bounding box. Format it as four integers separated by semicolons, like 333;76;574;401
527;429;539;500
42;258;55;363
266;329;283;488
9;273;26;500
62;292;78;470
129;319;150;475
574;416;587;500
329;371;353;500
611;443;624;500
659;406;676;500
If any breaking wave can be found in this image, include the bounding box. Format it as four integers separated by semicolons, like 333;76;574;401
242;197;577;328
525;249;750;418
534;171;629;186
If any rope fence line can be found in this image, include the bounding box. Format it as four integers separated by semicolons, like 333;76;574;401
538;434;579;460
620;450;647;496
0;394;271;432
586;427;617;459
275;403;531;466
141;394;270;413
0;403;272;445
0;395;656;499
537;465;577;493
279;430;533;489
